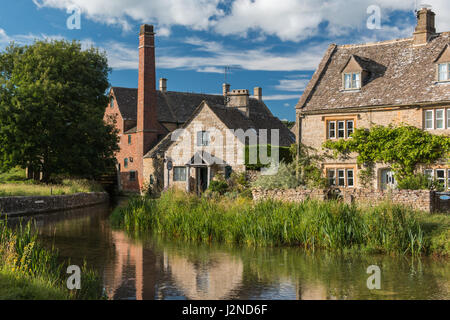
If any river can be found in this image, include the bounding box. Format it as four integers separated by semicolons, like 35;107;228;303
19;201;450;300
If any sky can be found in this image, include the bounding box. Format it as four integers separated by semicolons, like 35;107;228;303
1;0;449;121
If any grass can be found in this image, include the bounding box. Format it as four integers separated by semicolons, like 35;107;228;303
0;220;104;300
0;168;104;197
111;190;450;257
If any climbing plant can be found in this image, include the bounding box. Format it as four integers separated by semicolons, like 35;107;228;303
323;125;450;185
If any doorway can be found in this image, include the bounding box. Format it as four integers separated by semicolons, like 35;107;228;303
196;167;208;193
381;169;396;190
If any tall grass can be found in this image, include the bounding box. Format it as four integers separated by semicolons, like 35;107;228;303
0;179;104;197
0;220;104;300
110;190;438;255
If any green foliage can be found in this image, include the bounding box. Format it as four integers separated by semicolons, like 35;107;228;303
290;143;328;189
252;162;302;190
0;40;119;181
281;120;295;129
324;125;450;185
109;191;450;256
0;167;27;183
0;179;103;197
0;220;104;299
209;180;229;195
397;173;433;191
245;145;293;170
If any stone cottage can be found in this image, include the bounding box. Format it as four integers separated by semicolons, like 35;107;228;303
104;24;294;193
295;7;450;191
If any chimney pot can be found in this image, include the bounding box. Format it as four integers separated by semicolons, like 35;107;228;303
413;7;436;45
160;78;167;93
140;24;154;35
254;87;262;101
223;83;230;96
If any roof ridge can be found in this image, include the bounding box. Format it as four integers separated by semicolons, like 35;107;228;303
338;37;413;48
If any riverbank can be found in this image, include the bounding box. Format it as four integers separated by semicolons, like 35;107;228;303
0;221;104;300
0;192;109;218
111;191;450;257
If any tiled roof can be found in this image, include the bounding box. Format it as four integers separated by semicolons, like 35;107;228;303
145;101;295;158
297;32;450;113
111;87;225;123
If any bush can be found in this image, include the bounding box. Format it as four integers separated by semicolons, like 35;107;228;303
245;145;293;170
397;173;445;192
209;180;229;195
252;162;301;190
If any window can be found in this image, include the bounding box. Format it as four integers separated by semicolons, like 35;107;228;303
438;63;449;82
347;169;354;187
338;170;345;186
436;109;445;129
129;171;136;181
425;110;434;130
328;121;336;139
424;169;434;182
328;119;355;139
174;167;187;182
197;131;210;147
344;72;361;89
347;120;354;137
436;169;445;187
338;121;345;138
128;135;132;145
447;109;450;129
110;96;114;108
448;169;450;190
124;158;129;169
327;170;336;186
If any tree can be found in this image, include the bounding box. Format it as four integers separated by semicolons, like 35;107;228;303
0;40;119;181
323;125;450;185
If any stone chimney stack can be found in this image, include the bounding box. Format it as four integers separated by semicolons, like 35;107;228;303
137;24;159;188
160;78;167;93
254;87;262;101
226;89;250;117
223;83;230;96
413;7;436;45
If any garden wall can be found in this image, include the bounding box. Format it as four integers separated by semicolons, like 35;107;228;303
252;188;435;213
0;192;109;218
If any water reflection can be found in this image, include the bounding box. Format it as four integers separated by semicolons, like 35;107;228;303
21;203;450;300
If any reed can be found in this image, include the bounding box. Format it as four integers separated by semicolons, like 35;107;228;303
111;190;448;256
0;220;104;300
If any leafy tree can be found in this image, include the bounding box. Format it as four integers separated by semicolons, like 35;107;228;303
323;125;450;186
0;40;119;181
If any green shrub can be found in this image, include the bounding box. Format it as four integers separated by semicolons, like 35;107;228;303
252;162;301;190
209;180;229;195
397;173;445;192
245;145;293;170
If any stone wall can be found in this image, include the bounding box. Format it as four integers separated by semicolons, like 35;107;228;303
0;192;109;218
252;188;435;213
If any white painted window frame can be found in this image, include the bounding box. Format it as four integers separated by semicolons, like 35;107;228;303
436;109;445;130
425;110;434;130
347;169;355;188
328;121;336;139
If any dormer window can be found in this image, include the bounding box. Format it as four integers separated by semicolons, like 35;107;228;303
438;63;449;82
344;72;361;90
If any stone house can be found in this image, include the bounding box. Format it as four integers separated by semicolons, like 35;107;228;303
145;93;294;193
295;7;450;191
104;24;294;193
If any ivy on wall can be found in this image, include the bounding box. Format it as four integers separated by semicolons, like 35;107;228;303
323;125;450;185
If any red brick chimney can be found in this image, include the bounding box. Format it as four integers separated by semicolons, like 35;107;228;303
413;7;436;45
137;24;159;188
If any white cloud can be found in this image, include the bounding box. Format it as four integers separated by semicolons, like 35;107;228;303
275;78;310;92
31;0;450;41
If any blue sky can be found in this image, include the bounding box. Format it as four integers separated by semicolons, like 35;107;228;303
1;0;449;121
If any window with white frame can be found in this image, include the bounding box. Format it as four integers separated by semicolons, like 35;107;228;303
438;63;449;82
338;170;345;186
327;120;355;139
327;168;355;187
197;131;210;147
328;121;336;139
424;108;450;130
344;72;361;89
436;169;446;188
347;169;355;187
425;110;434;130
173;167;187;182
436;109;445;129
328;170;336;186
